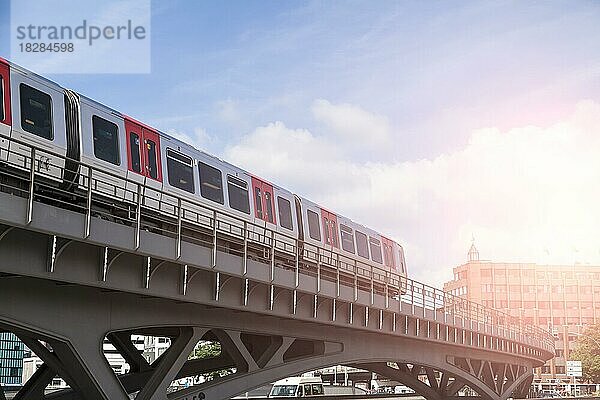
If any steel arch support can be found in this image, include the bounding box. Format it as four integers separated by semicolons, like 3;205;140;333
0;277;543;400
136;327;207;400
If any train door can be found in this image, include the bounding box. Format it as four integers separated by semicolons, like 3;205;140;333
252;177;276;226
0;60;11;161
9;69;67;180
381;236;396;270
125;118;162;207
321;209;339;248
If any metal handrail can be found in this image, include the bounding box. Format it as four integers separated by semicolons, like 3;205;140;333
0;132;554;353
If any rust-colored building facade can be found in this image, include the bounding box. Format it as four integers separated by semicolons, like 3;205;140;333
443;243;600;389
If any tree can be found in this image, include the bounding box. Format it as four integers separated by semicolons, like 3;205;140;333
188;341;235;382
569;324;600;383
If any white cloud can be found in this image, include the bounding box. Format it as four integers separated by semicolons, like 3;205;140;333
311;99;393;158
224;100;600;287
166;127;214;152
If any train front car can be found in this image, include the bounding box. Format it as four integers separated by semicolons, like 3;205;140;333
296;195;408;300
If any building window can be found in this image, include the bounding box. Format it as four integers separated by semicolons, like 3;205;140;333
564;271;574;279
198;162;223;204
555;366;565;374
20;84;53;140
307;210;321;241
166;149;194;194
521;270;534;278
566;301;578;309
564;286;576;294
523;300;535;308
277;196;293;230
227;176;250;214
581;286;592;294
480;269;491;278
551;285;563;294
92;116;120;165
340;224;355;254
526;285;537;293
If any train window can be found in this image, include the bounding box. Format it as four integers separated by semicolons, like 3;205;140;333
340;224;355;254
20;84;53;140
129;133;141;173
198;161;224;204
277;197;293;230
312;385;324;395
383;242;394;268
227;175;250;214
146;139;158;179
304;385;312;396
369;237;383;264
355;231;369;259
307;210;321;241
399;250;405;273
166;148;194;193
254;187;263;219
264;191;274;223
92;116;119;165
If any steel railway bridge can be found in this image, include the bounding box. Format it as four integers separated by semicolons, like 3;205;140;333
0;135;553;400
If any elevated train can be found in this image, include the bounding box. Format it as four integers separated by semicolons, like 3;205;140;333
0;58;407;286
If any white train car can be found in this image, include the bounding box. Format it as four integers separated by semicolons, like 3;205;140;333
0;57;408;288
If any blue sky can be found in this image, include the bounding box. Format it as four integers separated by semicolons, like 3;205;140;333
2;1;600;284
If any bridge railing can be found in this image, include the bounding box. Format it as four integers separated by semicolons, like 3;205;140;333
0;133;554;354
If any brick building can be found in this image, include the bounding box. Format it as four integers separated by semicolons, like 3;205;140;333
443;243;600;391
